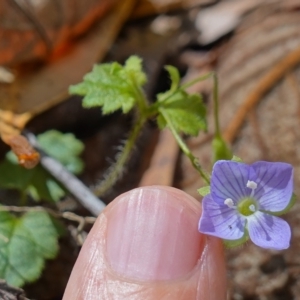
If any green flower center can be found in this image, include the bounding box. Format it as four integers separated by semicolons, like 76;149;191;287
237;197;257;216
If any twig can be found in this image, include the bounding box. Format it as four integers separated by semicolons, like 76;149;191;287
0;205;96;245
0;205;96;226
0;279;29;300
25;132;106;216
223;45;300;144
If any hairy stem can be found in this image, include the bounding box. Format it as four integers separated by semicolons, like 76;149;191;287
93;117;146;196
93;73;148;197
160;109;210;185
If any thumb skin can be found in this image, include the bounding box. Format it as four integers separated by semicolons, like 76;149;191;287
63;186;227;300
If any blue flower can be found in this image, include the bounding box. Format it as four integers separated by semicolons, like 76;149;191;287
198;160;293;250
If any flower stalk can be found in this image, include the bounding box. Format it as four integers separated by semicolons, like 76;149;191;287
160;108;210;185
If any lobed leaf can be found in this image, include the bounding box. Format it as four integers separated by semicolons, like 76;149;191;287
37;130;84;174
157;92;207;136
69;56;147;114
0;160;65;203
123;56;147;86
0;211;60;287
156;66;207;136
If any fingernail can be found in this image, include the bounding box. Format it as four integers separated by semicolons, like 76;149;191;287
106;187;204;281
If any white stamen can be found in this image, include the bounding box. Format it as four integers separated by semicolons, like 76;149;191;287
224;198;235;208
247;180;257;197
249;204;256;212
246;180;257;190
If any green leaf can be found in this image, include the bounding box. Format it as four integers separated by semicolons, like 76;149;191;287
37;130;84;174
0;159;65;203
157;92;207;136
197;186;210;197
69;56;147;114
212;136;232;162
0;159;34;191
223;231;249;249
155;65;207;136
124;55;147;86
231;155;243;162
26;168;66;202
46;180;66;202
0;210;60;287
165;65;180;93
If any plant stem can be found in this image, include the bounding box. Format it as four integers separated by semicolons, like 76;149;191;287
93;116;146;196
160;109;210;185
131;74;148;114
135;88;148;113
93;75;149;197
211;73;232;161
181;72;214;90
213;73;221;138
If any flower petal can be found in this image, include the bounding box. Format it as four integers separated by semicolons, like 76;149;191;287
198;195;246;240
211;160;253;205
247;211;291;250
251;161;293;212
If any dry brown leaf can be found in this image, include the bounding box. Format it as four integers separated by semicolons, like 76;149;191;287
132;0;214;19
195;0;279;45
0;0;136;153
0;0;136;116
0;0;117;67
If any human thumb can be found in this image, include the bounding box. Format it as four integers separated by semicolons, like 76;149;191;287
63;186;227;299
